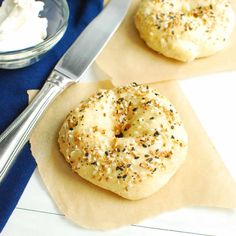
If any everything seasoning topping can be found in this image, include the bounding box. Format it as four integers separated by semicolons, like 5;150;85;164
137;0;233;49
146;158;153;163
115;133;124;138
116;166;124;171
61;83;187;191
152;1;224;36
153;131;160;137
123;174;127;179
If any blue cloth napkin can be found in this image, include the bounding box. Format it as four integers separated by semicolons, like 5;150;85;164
0;0;103;231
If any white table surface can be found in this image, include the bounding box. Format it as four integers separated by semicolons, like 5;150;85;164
2;67;236;236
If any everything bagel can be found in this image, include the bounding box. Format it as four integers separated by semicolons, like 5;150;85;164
58;84;188;200
135;0;235;62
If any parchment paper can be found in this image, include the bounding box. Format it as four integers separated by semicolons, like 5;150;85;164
96;0;236;85
29;78;236;230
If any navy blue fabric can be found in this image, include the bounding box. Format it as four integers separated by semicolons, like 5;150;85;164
0;0;103;231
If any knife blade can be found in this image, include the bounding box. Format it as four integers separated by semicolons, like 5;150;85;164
0;0;131;183
55;0;131;81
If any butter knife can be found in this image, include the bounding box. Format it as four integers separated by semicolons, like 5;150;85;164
0;0;131;183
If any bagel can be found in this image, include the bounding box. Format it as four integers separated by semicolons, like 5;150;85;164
134;0;235;62
58;84;188;200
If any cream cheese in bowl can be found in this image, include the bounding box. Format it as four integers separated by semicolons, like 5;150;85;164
0;0;69;69
0;0;48;52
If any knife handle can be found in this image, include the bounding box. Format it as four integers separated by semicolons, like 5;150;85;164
0;71;73;183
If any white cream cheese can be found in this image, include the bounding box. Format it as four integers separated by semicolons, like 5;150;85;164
0;0;48;52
